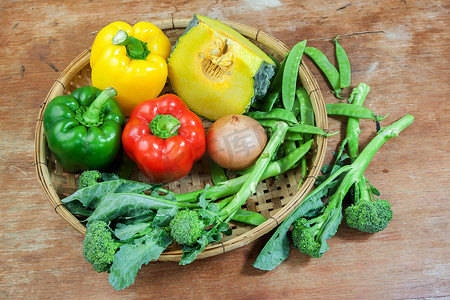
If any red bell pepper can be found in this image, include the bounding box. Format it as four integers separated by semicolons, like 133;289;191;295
122;94;206;183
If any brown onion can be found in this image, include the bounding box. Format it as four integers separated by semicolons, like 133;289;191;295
206;114;267;170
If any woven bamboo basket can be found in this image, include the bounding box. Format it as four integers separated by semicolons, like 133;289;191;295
34;18;328;261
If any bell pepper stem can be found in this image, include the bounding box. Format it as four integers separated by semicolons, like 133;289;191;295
82;87;117;125
112;30;150;60
150;114;181;138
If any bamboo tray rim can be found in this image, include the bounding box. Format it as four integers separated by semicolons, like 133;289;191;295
34;17;328;261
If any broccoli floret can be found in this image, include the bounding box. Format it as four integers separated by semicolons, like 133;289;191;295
291;216;325;258
169;210;204;246
78;170;102;189
83;221;122;272
345;198;393;233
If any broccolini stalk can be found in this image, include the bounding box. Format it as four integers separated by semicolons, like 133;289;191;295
171;121;289;265
253;114;413;270
346;82;371;161
175;138;313;203
344;83;393;233
217;121;289;222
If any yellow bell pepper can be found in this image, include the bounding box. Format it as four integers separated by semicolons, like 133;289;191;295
90;21;171;116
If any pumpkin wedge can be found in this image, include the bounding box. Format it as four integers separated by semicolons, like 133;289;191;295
168;15;275;120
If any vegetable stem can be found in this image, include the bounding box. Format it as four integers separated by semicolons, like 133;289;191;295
218;121;289;221
112;30;150;60
253;114;413;271
150;114;181;138
81;87;117;126
176;139;313;203
346;83;371;162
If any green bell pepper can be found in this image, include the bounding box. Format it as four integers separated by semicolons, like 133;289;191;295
43;86;125;172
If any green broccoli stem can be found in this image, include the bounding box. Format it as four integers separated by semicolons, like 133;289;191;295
346;82;371;162
355;176;371;203
175;138;312;203
327;114;414;208
218;121;289;222
253;115;413;269
346;83;372;204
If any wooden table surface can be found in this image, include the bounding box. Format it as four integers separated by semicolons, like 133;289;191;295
1;0;449;299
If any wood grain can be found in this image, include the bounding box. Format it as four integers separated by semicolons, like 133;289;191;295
0;0;448;299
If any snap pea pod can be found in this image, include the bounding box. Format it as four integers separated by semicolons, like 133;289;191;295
231;209;267;226
285;132;304;141
295;87;315;141
208;157;228;185
292;94;301;119
283;140;298;155
257;119;335;137
296;87;315;126
282;40;307;111
233;139;313;177
246;108;298;124
289;123;337;137
298;156;308;187
268;53;280;70
326;103;389;121
261;87;281;112
304;47;342;97
269;53;289;92
334;36;351;90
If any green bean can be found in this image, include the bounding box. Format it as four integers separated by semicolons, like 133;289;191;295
208;157;228;185
285;132;304;141
334;36;351;89
304;47;342;97
246;108;298;124
296;87;315;126
256;120;336;137
346;83;370;162
292;93;301;119
295;87;315;141
261;87;281;112
283;140;298;155
231;209;267;226
268;53;280;70
289;123;337;137
269;53;289;92
282;40;307;111
326;103;388;121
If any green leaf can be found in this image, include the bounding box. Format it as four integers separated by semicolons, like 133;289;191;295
61;179;156;213
101;172;120;181
153;207;179;227
197;184;211;209
116;212;156;226
108;227;173;290
179;235;209;266
253;164;352;271
62;180;124;209
253;193;325;271
368;182;381;196
114;223;150;240
86;193;196;224
317;206;343;255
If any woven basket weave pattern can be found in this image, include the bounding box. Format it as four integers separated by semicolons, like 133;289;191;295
34;18;328;261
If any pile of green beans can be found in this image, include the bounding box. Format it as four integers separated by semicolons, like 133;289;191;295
245;37;352;184
236;36;384;187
